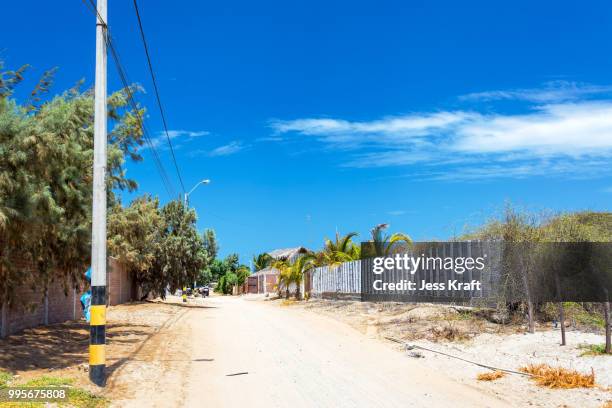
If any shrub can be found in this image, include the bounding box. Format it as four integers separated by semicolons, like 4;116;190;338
520;364;595;389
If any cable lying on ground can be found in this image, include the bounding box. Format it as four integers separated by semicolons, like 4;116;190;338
384;336;532;377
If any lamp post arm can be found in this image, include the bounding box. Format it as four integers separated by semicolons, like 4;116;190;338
184;179;210;206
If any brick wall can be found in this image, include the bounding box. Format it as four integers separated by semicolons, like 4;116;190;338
247;276;257;294
7;283;47;334
46;281;79;325
107;257;135;306
235;276;258;295
0;257;135;338
0;279;80;337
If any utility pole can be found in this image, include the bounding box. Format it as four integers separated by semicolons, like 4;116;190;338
90;0;108;387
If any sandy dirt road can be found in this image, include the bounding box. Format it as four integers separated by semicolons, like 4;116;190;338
177;295;509;408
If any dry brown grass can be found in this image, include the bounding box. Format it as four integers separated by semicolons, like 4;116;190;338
428;324;470;342
519;364;595;389
601;401;612;408
477;370;506;381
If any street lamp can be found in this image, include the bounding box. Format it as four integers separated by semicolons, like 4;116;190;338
182;178;210;301
184;179;210;206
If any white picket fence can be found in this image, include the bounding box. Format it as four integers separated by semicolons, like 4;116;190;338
311;260;361;295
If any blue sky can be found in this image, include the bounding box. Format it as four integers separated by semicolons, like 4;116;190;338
2;1;611;262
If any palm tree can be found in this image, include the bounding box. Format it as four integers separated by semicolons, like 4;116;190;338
319;231;361;268
291;253;318;299
369;223;412;256
271;258;290;298
252;252;272;272
269;252;319;300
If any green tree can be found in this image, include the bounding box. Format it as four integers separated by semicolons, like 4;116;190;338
209;259;227;283
236;265;251;287
224;272;238;292
202;229;218;260
271;258;291;298
108;196;212;299
252;252;272;271
156;200;206;294
212;253;248;294
468;206;543;333
0;64;144;305
197;229;218;285
217;274;228;294
464;206;612;341
540;212;612;352
290;253;317;300
368;223;412;257
317;231;361;268
108;195;163;298
224;253;240;273
197;269;213;286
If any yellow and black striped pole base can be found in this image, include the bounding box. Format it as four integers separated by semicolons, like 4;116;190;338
182;286;187;303
89;286;106;386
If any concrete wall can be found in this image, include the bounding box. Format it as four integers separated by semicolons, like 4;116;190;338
0;257;135;338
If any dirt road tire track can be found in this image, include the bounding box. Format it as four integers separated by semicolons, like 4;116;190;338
107;305;192;407
185;296;510;408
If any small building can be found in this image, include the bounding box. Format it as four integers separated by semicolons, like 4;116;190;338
252;247;309;295
253;266;281;294
235;275;258;295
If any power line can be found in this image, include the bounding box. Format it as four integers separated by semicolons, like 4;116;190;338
131;0;186;194
87;0;262;225
81;0;177;198
106;38;177;198
82;0;176;198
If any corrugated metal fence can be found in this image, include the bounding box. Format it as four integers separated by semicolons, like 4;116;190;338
309;242;501;304
311;261;361;296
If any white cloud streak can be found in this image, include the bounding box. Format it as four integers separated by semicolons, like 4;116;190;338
269;94;612;180
209;141;246;157
460;81;612;103
151;129;210;148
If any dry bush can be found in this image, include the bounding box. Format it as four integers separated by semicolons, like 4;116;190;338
477;371;506;381
519;364;595;389
428;324;470;342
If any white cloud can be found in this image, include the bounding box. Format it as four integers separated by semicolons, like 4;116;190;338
209;141;246;157
460;81;612;103
452;102;612;156
419;159;610;181
269;98;612;180
151;129;209;148
165;130;210;139
270;112;471;146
